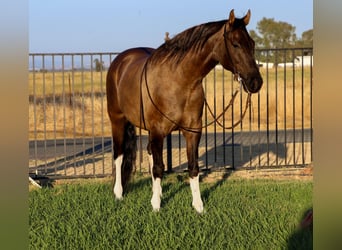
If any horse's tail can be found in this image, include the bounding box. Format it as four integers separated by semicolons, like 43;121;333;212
121;121;137;190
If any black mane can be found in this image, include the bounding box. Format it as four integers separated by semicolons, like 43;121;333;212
150;20;226;65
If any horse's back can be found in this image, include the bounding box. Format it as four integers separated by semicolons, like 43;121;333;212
107;47;154;86
111;47;154;69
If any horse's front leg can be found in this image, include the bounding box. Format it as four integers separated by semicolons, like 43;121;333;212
183;130;204;213
149;133;164;212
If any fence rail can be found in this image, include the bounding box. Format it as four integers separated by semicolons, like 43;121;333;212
29;48;313;179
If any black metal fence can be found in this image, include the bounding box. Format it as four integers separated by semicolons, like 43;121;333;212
29;48;313;179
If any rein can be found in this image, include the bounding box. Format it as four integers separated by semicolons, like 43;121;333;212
140;60;251;133
204;89;251;130
140;61;202;133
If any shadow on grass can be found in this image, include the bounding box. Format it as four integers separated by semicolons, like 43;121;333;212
125;175;151;194
172;142;287;173
200;171;233;204
161;175;189;208
287;208;313;250
126;173;198;210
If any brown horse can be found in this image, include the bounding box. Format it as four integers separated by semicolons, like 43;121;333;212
106;9;263;213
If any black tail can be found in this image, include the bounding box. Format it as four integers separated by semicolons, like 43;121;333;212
121;121;137;191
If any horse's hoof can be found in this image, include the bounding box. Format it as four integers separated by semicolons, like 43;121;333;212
192;201;204;214
151;196;161;212
113;185;123;200
115;196;123;201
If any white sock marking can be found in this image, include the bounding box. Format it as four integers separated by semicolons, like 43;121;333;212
151;177;162;212
190;175;204;213
113;155;123;200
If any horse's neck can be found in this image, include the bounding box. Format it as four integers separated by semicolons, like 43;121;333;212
177;33;221;82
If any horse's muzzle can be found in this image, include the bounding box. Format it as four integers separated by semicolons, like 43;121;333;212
242;75;263;94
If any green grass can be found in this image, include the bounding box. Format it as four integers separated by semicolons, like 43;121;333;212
29;175;312;249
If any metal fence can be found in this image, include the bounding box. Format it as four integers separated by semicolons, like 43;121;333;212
29;48;313;179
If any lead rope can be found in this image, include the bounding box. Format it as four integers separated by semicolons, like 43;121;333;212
204;90;251;130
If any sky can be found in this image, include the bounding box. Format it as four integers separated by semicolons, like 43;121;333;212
29;0;313;53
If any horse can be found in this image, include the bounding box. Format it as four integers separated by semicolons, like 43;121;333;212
106;9;263;213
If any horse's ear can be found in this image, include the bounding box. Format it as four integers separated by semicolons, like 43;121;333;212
243;9;251;26
228;9;235;26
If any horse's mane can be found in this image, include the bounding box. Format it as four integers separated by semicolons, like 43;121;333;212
149;20;227;65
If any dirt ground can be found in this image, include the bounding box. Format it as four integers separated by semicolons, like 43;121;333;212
200;165;313;183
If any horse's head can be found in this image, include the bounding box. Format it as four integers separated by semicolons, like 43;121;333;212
215;9;263;94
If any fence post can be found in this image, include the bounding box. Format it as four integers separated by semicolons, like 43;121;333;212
166;134;172;173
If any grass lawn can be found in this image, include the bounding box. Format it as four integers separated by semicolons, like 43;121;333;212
29;174;312;249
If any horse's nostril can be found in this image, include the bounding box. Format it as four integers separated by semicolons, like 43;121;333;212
255;79;263;92
247;76;263;93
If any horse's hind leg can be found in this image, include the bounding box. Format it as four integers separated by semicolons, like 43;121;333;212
111;120;125;200
183;130;204;213
148;133;164;211
111;118;136;200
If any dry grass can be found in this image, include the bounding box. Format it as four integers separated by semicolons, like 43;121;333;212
29;66;312;140
29;94;108;139
29;70;109;139
204;67;312;131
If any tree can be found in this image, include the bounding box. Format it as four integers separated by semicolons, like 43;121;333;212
93;58;104;72
250;17;298;65
250;17;297;49
296;29;313;48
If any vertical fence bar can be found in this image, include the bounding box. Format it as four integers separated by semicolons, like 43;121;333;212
42;55;48;175
230;74;235;169
257;87;261;169
32;55;38;170
178;131;181;169
100;54;105;174
239;74;244;164
283;49;288;166
167;134;172;173
275;50;279;167
71;55;77;175
52;55;57;174
138;127;142;173
62;55;67;176
81;55;86;174
222;68;226;166
90;54;96;175
256;57;261;169
292;49;296;166
213;68;217;164
266;51;270;167
248;82;252;167
301;49;305;165
109;54;114;173
204;77;208;169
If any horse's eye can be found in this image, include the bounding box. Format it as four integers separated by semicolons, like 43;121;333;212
233;43;240;48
